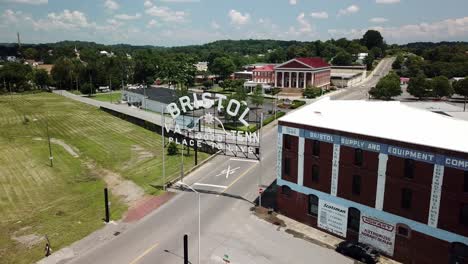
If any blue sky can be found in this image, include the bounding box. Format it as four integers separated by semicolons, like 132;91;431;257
1;0;467;46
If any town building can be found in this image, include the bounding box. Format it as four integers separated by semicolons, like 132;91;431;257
252;64;275;85
274;57;331;90
276;98;468;264
194;61;208;72
331;66;367;88
232;70;253;81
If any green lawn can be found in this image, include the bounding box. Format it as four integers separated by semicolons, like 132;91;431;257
91;91;122;103
0;92;209;263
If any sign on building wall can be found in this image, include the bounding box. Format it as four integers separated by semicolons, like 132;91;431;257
359;215;396;256
428;164;445;227
330;144;340;196
317;200;348;237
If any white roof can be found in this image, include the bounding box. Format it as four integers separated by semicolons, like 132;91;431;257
279;98;468;154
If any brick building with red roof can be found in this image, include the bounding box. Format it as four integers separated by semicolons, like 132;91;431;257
274;57;331;89
252;64;276;85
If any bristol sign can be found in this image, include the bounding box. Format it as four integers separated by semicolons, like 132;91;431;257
164;92;261;160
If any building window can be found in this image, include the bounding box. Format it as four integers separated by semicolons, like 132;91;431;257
464;171;468;193
312;140;320;157
284;158;291;177
284;135;291;150
354;148;363;166
396;224;411;238
404;159;414;179
401;188;412;209
312;165;320;183
282;186;292;197
461;204;468;226
348;207;361;232
352;175;361;195
308;194;319;216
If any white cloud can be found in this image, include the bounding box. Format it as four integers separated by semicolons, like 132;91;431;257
376;0;400;4
328;16;468;44
33;9;94;31
289;0;297;5
228;9;250;26
338;5;359;16
2;9;22;23
4;0;47;4
211;21;220;30
159;0;200;2
310;11;328;19
145;5;187;23
144;0;152;7
287;12;316;37
104;0;119;11
146;19;159;28
114;13;141;20
370;17;388;23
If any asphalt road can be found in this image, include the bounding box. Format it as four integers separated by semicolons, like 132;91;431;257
330;57;396;101
52;60;394;264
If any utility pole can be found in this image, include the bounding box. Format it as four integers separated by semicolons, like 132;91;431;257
183;234;189;264
161;106;166;191
104;188;110;223
46;117;53;167
258;112;264;208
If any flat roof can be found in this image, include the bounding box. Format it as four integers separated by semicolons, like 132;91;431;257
279;98;468;154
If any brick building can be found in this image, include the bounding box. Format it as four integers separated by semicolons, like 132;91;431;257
276;98;468;264
252;64;275;85
274;57;331;89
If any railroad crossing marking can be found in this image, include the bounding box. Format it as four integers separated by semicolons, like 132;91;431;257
215;165;240;179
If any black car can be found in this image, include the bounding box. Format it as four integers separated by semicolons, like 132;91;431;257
336;241;380;264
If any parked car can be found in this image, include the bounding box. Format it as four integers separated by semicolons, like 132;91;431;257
336;241;380;264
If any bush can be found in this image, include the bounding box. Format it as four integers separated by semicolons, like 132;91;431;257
303;86;322;98
263;111;286;126
167;142;179;156
291;100;306;109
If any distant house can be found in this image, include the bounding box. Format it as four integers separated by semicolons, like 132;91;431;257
400;77;410;85
194;62;208;72
36;64;54;75
6;56;17;62
99;51;114;57
451;77;465;82
232;70;253;81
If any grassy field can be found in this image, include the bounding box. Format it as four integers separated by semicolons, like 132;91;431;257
91;91;122;103
0;92;208;263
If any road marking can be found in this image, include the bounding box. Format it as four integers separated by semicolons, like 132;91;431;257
194;183;228;189
129;241;159;264
229;158;259;163
221;163;258;194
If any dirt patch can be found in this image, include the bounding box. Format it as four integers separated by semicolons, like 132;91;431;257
32;137;80;158
131;145;154;161
85;162;145;207
11;227;44;248
252;206;286;230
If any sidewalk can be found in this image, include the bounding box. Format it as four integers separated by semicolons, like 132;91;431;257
254;207;400;264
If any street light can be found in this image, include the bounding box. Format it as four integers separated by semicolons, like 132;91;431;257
177;181;201;264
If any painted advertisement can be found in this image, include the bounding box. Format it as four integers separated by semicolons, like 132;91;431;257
359;215;396;256
317;200;348;237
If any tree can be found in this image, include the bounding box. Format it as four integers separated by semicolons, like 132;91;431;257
370;47;383;59
51;57;75;90
407;75;432;99
34;69;51;89
392;55;404;70
80;82;93;95
454;78;468;111
0;62;34;92
250;85;264;121
23;48;38;60
202;80;213;90
361;30;384;50
209;57;236;80
332;51;353;66
364;52;375;71
431;76;453;98
303;86;322;98
167;142;179;156
369;72;402;100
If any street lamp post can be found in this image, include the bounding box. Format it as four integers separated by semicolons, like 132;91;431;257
177;181;201;264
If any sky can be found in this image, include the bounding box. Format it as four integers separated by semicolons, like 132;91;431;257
0;0;467;47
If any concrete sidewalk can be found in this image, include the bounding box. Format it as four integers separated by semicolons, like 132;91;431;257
254;207;401;264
